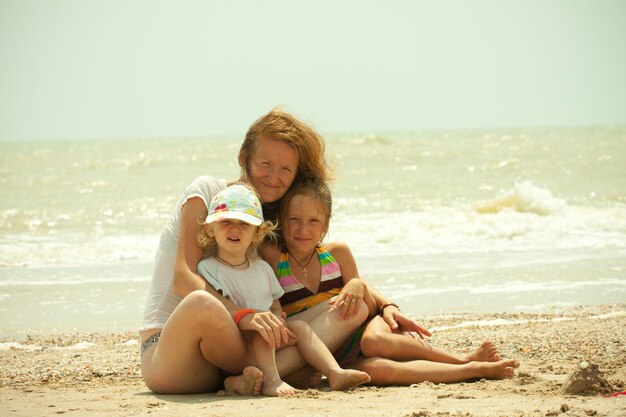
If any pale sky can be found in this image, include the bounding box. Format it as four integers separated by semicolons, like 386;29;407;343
1;0;625;141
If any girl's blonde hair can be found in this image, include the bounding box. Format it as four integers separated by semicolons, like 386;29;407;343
278;178;332;246
238;108;333;188
197;183;277;258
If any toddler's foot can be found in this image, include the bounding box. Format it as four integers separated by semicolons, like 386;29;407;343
283;365;323;389
224;366;264;396
478;359;520;380
466;341;501;362
327;368;371;391
262;378;298;397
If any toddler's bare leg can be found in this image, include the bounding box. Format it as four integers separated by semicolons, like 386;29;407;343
287;320;371;391
249;332;297;397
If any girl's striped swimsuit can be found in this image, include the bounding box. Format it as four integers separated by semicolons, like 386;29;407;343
277;245;343;317
276;245;364;366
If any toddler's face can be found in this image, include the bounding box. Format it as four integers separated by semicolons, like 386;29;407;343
209;219;255;257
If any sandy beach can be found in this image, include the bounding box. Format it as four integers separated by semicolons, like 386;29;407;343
1;303;624;417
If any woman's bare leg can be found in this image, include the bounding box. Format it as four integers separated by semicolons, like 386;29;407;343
141;290;253;394
360;316;500;363
351;356;520;385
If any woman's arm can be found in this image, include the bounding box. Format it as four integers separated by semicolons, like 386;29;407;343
329;241;432;338
367;283;432;338
327;242;377;318
172;197;240;311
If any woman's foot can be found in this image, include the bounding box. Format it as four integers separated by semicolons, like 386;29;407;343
224;366;264;396
327;368;372;391
465;341;501;362
476;359;520;379
283;365;323;389
262;377;298;397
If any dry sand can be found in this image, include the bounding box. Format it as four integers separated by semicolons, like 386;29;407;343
1;304;625;417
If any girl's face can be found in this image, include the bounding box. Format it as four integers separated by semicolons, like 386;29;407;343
246;137;299;204
283;194;327;254
208;219;256;259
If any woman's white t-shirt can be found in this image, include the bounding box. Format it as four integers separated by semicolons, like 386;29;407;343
140;175;227;332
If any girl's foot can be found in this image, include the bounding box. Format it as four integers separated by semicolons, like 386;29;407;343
224;366;264;396
262;378;298;397
477;359;520;379
327;368;372;391
466;341;501;362
283;365;323;389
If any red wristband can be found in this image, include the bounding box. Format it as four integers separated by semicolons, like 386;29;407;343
232;308;255;326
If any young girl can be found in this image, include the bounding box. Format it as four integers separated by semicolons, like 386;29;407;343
261;179;520;385
196;183;371;396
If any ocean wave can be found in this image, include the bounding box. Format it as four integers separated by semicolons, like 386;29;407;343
2;176;625;273
475;181;567;215
331;184;626;256
378;278;626;299
0;234;159;268
0;276;149;287
69;152;165;170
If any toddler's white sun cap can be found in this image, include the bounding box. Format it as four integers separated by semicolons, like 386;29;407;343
205;184;264;226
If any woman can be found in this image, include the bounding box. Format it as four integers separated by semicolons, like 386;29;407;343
139;109;369;394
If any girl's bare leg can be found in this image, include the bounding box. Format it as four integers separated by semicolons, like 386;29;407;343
351;356;520;385
288;320;371;391
141;290;252;394
360;316;500;363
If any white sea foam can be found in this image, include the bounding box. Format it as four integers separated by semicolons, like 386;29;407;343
0;342;42;351
378;278;626;299
59;341;98;350
430;317;570;332
0;276;149;287
475;181;567;216
0;234;159;268
590;311;626;320
431;310;626;332
331;196;626;258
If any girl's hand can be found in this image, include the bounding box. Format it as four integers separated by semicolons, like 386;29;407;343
329;278;365;319
239;311;296;348
382;306;432;339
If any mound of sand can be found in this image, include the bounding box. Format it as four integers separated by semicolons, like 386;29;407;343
562;362;613;396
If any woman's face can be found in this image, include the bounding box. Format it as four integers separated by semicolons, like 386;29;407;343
282;194;326;255
246;137;299;203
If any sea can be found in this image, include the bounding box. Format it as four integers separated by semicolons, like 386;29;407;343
1;126;625;338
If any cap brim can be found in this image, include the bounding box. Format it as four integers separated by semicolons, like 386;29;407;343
205;211;262;226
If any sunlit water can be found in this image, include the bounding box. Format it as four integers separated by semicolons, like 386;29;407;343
1;126;625;336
